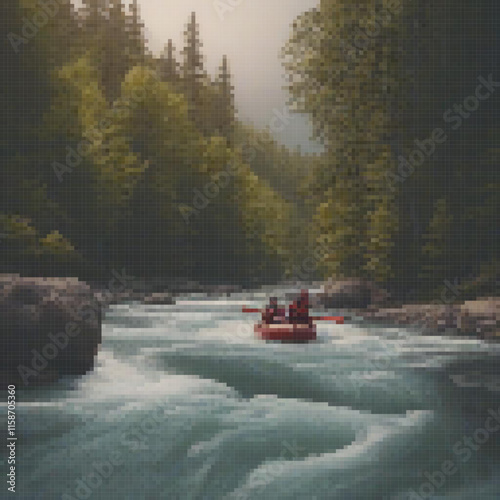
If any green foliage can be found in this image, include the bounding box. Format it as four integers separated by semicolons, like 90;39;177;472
280;0;498;296
1;1;496;295
159;40;180;85
420;198;453;292
40;230;75;254
0;215;39;254
282;0;404;282
79;0;145;101
235;160;294;279
234;124;314;205
46;54;145;229
0;215;81;276
363;194;399;282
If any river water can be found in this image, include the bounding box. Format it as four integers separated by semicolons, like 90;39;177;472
4;290;500;499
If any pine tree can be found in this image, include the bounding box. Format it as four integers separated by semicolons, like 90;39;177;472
182;12;205;81
127;0;146;66
101;0;130;102
214;55;235;144
81;0;106;38
181;12;207;131
159;40;179;83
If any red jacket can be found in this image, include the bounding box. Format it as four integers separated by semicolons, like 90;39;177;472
289;300;310;324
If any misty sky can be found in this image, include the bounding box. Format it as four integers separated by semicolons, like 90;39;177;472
139;0;322;152
76;0;323;152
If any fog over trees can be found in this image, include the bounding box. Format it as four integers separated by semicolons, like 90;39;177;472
0;0;497;299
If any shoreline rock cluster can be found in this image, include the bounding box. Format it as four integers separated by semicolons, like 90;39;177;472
358;298;500;340
313;278;499;341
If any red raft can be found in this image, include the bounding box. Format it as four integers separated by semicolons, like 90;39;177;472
254;322;317;343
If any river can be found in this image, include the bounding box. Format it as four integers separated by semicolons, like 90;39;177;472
4;290;500;499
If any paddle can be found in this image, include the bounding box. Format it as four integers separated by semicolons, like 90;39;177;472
242;308;344;324
314;316;344;324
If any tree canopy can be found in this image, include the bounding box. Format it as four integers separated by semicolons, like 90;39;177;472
1;0;497;298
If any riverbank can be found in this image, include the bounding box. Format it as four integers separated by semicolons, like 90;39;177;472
353;298;499;341
312;278;499;341
1;273;498;390
90;276;499;340
87;278;246;307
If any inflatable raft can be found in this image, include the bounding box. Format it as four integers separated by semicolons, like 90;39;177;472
254;322;317;343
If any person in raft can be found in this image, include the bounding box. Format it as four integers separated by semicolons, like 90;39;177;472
288;290;311;325
262;297;285;324
262;297;277;324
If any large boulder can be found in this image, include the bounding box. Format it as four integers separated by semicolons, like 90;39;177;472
317;278;390;310
0;275;101;387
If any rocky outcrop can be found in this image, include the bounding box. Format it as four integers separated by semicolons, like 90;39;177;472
311;278;499;340
360;303;460;333
360;297;500;340
0;275;101;387
316;278;391;310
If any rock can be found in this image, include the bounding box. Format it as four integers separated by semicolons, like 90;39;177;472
143;292;174;305
431;304;460;333
358;297;500;340
484;330;500;341
0;275;101;388
206;284;242;296
459;298;499;339
457;310;478;335
318;278;390;309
